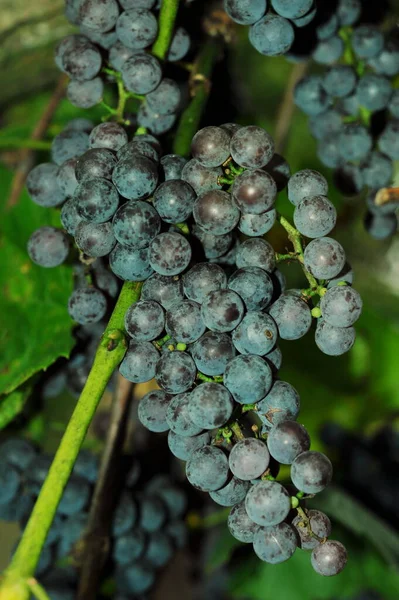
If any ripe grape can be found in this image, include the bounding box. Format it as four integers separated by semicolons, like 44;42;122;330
167;430;210;461
186;446;229;492
352;25;384;59
194;190;240;235
124;300;164;341
191;126;231;167
119;340;159;382
153;180;196;223
165;393;203;437
190;331;236;375
232;312;278;355
188;383;234;429
68;287;107;325
315;319;356;356
229;438;270;480
116;9;158;50
224;354;272;404
112;200;160;249
74;178;119;223
181;159;222;195
76;148;117;181
311;540;347;576
121;53;162;95
28;227;70;268
201;289;244;332
89;122;128;151
294;196;337;238
26;163;65;207
290;450;333;493
245;481;291;526
228;500;259;543
224;0;267;25
209;476;250;507
236;238;276;272
249;14;295;57
256;380;300;427
292;509;331;550
253;523;297;563
155;351;196;393
149;232;191;276
112;155;158;201
141;273;184;310
320;285;362;327
303;237;346;280
75;221;116;258
230;126;274;168
232;169;277;214
183;263;227;304
269;295;312;340
267;421;310;464
110;244;153;281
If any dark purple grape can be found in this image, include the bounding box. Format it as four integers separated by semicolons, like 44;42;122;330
112;200;161;249
193;190;240;235
27;227;70;268
155;351;196;393
76;148;117;182
311;540;347;576
186;445;229;492
68;287;107;324
201;289;244;332
190;331;236;376
229;438;270;480
75;221;116;257
183;263;227;304
191;126;231;167
232;169;277;214
290;450;333;493
292;509;331;550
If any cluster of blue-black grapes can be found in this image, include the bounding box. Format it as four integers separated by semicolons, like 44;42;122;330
0;437;187;598
223;0;360;59
294;23;399;239
26;121;361;575
56;0;190;134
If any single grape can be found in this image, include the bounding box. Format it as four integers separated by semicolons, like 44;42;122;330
76;148;117;181
112;155;158;201
320;285;362;327
294;76;331;116
0;438;36;470
89;122;128;151
167;26;190;61
315;319;356;356
264;345;283;374
190;331;236;375
229;438;270;480
166;392;203;436
68;287;107;325
168;430;210;461
269;295;312;341
116;9;158;50
145;531;174;568
378;119;399;160
192;226;233;259
352;25;384;59
210;476;250;507
201;289;244;333
74;178;119;223
294;195;337;238
369;40;399;77
316;13;338;41
165;301;205;343
153;180;196;223
323;65;357;98
146;78;181;116
271;0;313;19
317;136;343;169
75;222;116;258
291;450;333;493
181;159;222;195
361;152;393;189
249;14;295;56
232;169;277;215
191;126;231;167
188;383;234;429
230;126;274;168
356;73;392;111
236;238;276;272
256;381;300;427
137;103;177;136
72;450;98;484
253;523;297;563
267;421;310;464
124;300;164;341
245;481;291;526
160;154;187;180
238;210;276;236
121;53;162;94
364;211;398;240
112;201;160;249
183;263;227;304
112;493;137;537
27;227;70;268
78;0;119;32
291;6;316;27
227;500;259;543
224;0;267;25
224;355;272;404
155;351;196;393
292;509;331;550
58;476;90;516
149;232;191;276
313;36;344;65
311;540;347;576
110;244;154;281
303;237;346;279
26;163;65;207
337;0;361;26
118;139;160;164
309;109;343;141
0;462;20;505
61;39;102;82
113;530;146;565
57;158;78;197
119;340;159;382
194;190;240;235
117;562;155;595
67;77;103;108
186;445;229;492
142;273;184;310
166;520;188;549
232;312;278;355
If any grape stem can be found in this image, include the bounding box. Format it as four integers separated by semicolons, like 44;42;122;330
101;68;143;125
230;421;245;441
0;282;143;600
152;0;180;60
296;506;327;544
26;579;50;600
276;213;319;290
173;38;222;156
0;139;52;150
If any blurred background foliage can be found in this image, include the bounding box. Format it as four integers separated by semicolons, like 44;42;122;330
0;2;398;599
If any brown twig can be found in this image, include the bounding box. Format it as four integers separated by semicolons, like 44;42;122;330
6;74;68;209
274;61;308;155
76;375;134;600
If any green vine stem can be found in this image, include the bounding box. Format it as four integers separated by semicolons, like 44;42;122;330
26;579;50;600
187;507;230;530
173;39;222;156
0;282;143;600
0;139;52;150
277;213;319;290
152;0;180;59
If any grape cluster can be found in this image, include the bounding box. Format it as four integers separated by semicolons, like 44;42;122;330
223;0;358;59
26;121;359;575
294;25;399;239
56;0;190;134
0;438;187;599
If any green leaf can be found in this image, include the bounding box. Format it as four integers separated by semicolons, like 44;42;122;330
0;379;35;429
0;164;74;396
230;538;399;600
206;524;242;573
